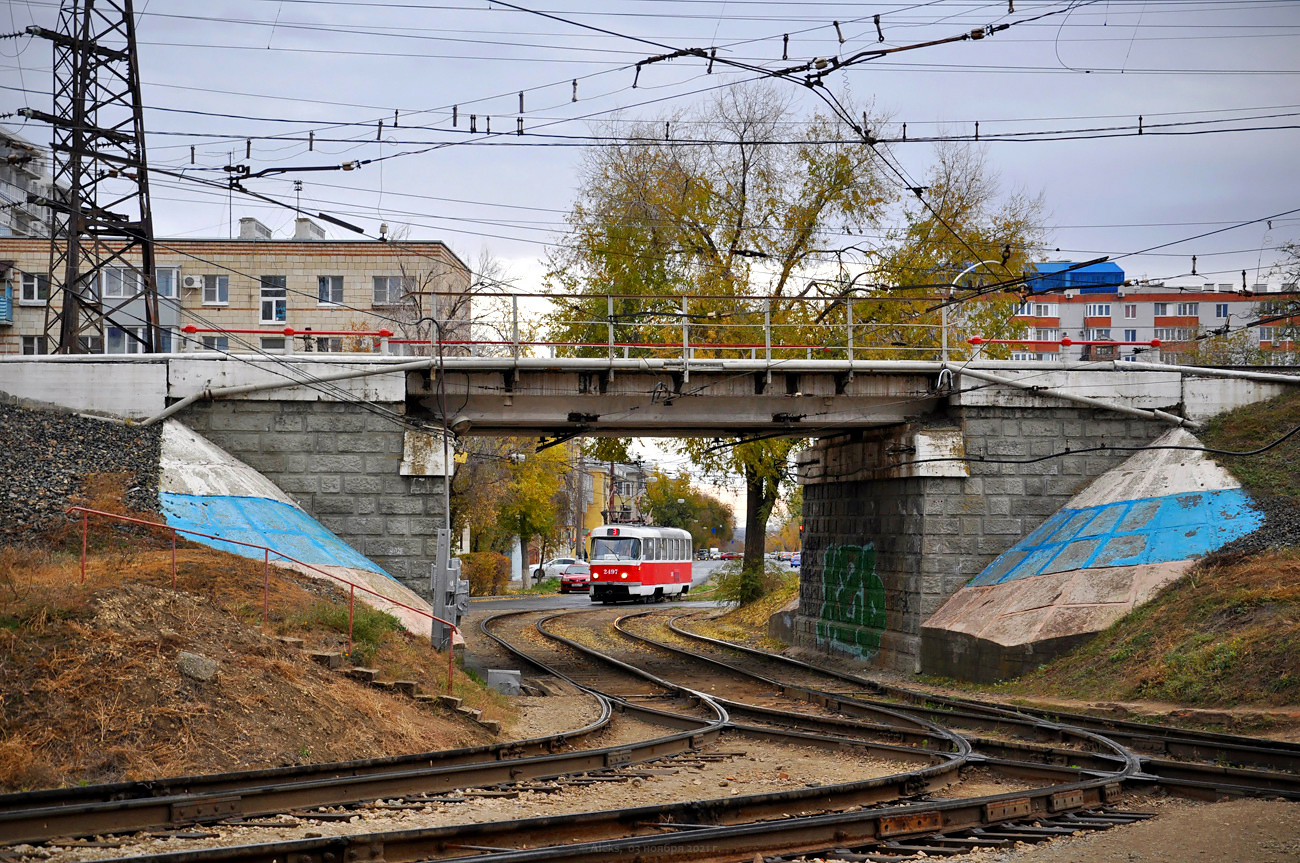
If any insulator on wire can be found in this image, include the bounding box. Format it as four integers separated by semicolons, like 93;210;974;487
486;116;491;134
572;79;578;102
874;15;884;42
190;145;195;164
470;114;476;133
782;34;788;59
519;91;524;113
452;105;458;127
516;117;523;136
245;138;251;158
707;48;715;73
309;130;314;150
377;120;383;141
834;21;845;45
902;122;907;141
633;64;642;88
394;109;399;127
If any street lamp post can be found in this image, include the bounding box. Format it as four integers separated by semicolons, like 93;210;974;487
942;259;1003;363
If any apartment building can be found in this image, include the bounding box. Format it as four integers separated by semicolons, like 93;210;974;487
0;216;470;355
0;128;60;240
1008;262;1297;363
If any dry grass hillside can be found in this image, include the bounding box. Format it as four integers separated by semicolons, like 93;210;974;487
0;523;509;792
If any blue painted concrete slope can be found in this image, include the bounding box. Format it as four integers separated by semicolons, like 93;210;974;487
970;488;1262;587
161;492;388;576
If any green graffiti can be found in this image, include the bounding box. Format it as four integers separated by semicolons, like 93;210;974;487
815;543;887;657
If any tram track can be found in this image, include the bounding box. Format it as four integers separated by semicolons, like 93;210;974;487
4;605;1297;863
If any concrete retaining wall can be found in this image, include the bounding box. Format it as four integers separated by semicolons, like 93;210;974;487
795;406;1167;673
177;399;445;600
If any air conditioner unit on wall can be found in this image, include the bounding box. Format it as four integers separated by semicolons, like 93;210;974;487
181;274;202;291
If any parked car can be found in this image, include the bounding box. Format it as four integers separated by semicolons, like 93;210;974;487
790;552;801;569
695;549;710;561
720;551;742;560
559;563;592;593
534;557;577;580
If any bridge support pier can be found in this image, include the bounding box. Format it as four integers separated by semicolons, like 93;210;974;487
178;400;447;602
794;405;1166;673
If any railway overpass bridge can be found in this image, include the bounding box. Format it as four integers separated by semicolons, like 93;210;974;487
3;352;1296;673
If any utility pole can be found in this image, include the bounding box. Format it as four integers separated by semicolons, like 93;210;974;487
23;0;161;354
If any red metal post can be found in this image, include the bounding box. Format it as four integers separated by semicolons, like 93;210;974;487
80;511;87;584
348;585;355;657
171;532;177;589
263;549;270;624
447;641;454;694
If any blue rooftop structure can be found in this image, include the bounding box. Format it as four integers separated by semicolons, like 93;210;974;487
1028;261;1125;294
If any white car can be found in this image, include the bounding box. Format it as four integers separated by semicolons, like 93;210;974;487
534;557;577;580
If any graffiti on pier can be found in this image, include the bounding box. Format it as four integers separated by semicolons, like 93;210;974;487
816;543;887;657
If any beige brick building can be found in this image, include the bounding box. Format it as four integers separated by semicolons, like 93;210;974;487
0;217;470;356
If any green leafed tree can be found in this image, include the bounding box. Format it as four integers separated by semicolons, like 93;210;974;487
545;82;886;580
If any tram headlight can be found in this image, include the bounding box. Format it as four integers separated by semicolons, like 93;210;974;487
620;571;628;579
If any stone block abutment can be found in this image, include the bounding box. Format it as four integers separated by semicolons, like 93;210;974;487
178;400;446;602
794;405;1168;673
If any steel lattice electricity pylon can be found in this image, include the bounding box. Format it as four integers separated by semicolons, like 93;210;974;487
22;0;160;353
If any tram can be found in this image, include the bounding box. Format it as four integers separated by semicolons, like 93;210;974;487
587;524;693;603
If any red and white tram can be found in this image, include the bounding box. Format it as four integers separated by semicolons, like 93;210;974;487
587;524;693;603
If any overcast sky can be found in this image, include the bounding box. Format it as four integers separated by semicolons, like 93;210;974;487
4;0;1298;491
4;0;1297;291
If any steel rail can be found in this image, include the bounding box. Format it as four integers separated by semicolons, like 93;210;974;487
665;613;1300;774
0;696;728;846
0;693;613;816
84;609;1142;863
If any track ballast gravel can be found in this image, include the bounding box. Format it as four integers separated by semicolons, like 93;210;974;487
0;402;161;543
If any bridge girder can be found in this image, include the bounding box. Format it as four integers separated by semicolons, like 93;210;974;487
408;365;944;437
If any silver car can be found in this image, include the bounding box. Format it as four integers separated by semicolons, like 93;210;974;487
534;557;577;580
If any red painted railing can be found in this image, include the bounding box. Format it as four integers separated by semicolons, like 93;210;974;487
182;325;395;338
67;506;458;692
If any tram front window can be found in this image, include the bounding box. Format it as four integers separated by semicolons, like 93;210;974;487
591;537;641;561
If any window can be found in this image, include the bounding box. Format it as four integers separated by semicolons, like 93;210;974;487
1123;329;1138;342
1124;304;1137;319
1215;303;1229;319
372;275;411;305
107;326;147;354
1016;301;1058;317
1153;302;1169;316
202;335;229;352
77;335;104;353
21;272;49;303
260;275;287;324
20;335;48;355
1084;303;1111;318
1154;327;1194;342
1032;327;1059;342
101;267;139;299
260;336;287;352
1258;327;1277;342
317;275;344;305
591;537;640;561
306;334;344;352
1177;302;1200;316
1085;328;1112;341
156;268;179;299
159;327;176;353
203;275;229;305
